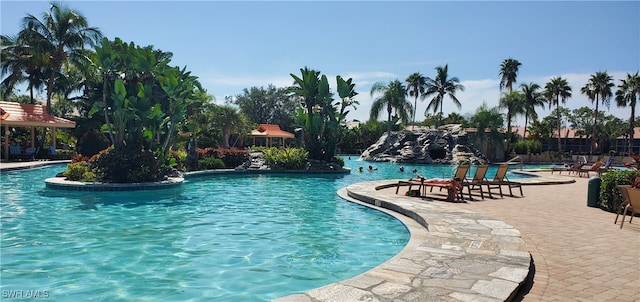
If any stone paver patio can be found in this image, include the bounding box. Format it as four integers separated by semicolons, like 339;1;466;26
276;171;640;302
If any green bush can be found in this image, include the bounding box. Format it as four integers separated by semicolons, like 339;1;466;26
599;169;640;212
198;157;225;170
91;146;159;183
333;156;345;167
514;140;542;154
77;130;110;158
527;140;542;154
262;147;309;170
63;161;97;182
514;141;528;154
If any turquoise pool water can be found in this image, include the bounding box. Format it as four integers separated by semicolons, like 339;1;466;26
0;157;530;301
1;163;410;302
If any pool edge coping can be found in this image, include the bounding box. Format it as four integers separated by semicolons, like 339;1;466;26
273;180;531;302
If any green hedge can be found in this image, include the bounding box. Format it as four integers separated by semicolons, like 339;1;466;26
198;157;225;170
599;169;640;212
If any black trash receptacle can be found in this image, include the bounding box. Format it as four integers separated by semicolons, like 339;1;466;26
587;176;601;207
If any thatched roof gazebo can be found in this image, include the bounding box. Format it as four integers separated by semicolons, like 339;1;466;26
0;101;76;160
249;124;295;147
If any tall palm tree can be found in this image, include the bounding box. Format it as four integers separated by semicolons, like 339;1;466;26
0;34;47;102
581;71;614;157
369;80;413;145
544;77;572;153
405;72;426;129
616;72;640;155
20;1;102;113
499;58;522;92
520;82;546;138
423;64;465;126
499;90;525;134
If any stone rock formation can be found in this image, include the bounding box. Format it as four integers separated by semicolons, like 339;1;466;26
360;124;489;165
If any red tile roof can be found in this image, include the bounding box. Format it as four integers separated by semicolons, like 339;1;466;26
250;124;294;138
0;101;75;128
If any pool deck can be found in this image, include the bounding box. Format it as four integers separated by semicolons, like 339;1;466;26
3;161;639;301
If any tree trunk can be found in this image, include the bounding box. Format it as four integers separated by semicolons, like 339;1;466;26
412;95;417;130
591;97;599;158
557;103;562;153
630;103;636;155
386;105;392;146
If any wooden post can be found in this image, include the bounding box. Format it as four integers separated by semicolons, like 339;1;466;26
52;127;57;148
30;127;35;147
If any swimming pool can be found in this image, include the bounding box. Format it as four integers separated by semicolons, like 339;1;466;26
1;163;409;301
0;157;531;301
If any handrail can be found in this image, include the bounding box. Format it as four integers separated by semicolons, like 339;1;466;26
504;155;524;170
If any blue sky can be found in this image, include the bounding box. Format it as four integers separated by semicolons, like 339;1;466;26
2;1;639;126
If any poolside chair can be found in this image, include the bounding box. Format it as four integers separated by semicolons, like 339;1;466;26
619;186;640;229
421;164;470;201
551;162;585;175
463;164;492;200
615;185;632;225
597;158;615;175
577;161;604;178
395;177;426;197
9;145;22;159
486;164;523;197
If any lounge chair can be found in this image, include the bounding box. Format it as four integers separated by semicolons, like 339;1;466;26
619;186;640;229
464;164;492;200
486;164;523;197
551;162;585;175
597;158;615;175
422;164;470;201
577;161;604;177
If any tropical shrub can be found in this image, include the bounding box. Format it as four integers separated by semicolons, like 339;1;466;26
77;130;110;158
91;146;159;183
195;148;249;169
514;140;542;154
262;147;309;170
214;149;249;169
514;141;528;154
63;161;97;182
599;169;640;212
333;156;345;167
198;157;225;170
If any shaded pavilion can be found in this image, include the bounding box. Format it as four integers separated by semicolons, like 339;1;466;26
0;101;76;160
249;124;295;147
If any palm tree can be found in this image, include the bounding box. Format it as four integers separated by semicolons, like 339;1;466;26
369;80;413;145
213;105;244;149
499;58;522;92
499;90;525;134
616;72;640;155
405;72;426;129
581;71;614;157
423;64;465;126
0;34;47;102
20;1;102;113
520;82;546;138
469;103;504;160
544;77;572;153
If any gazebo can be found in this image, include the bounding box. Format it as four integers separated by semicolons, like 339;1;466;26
249;124;295;147
0;101;76;160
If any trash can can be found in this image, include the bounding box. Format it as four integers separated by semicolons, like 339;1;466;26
587;176;601;207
